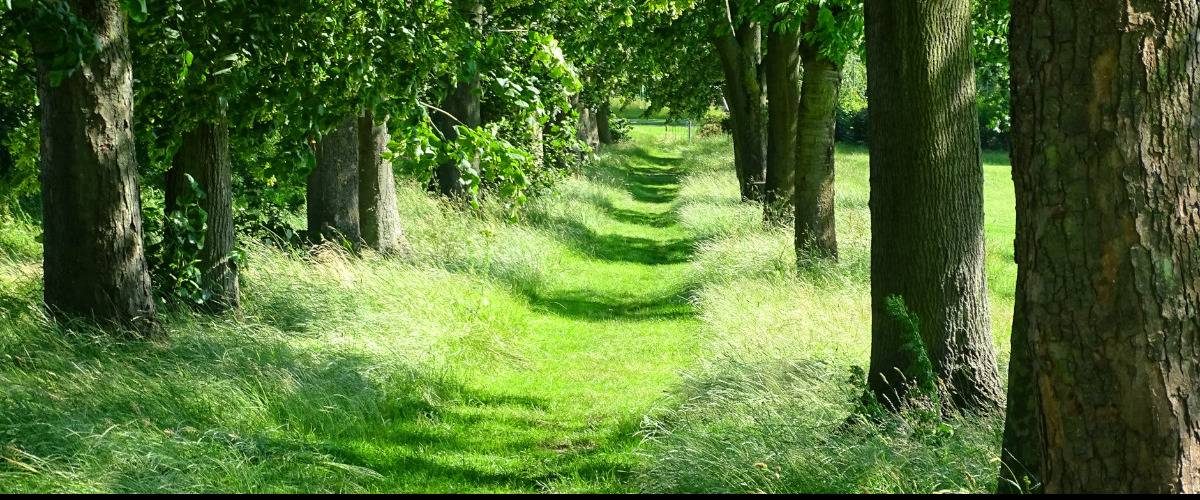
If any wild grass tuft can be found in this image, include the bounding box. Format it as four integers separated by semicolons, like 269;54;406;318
634;142;1016;493
0;126;1017;493
0;180;561;492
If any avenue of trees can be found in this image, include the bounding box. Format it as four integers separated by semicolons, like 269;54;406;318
2;0;1198;493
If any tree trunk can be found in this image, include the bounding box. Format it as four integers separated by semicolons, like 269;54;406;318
165;115;239;311
530;112;545;170
433;0;483;197
997;290;1042;492
999;1;1200;493
307;115;360;245
793;45;841;258
763;24;800;223
596;102;613;144
713;21;767;202
0;135;12;185
357;109;407;254
32;0;157;331
576;101;600;153
862;0;1003;413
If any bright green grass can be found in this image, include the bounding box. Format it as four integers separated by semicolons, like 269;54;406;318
636;139;1017;493
0;125;705;493
0;125;1018;493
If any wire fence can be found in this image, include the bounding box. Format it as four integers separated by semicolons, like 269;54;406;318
626;118;695;142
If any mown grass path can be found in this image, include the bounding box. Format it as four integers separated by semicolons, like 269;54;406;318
341;135;703;492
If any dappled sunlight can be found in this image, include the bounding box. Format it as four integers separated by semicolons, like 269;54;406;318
0;124;710;493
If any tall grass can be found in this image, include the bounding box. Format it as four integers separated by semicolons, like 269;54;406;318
0;127;1018;492
0;182;563;492
633;139;1016;493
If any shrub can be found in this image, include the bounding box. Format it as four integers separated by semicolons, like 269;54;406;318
698;107;730;138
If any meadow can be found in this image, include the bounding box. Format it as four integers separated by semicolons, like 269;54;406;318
0;124;1016;493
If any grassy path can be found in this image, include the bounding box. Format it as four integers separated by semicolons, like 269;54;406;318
0;128;1019;493
0;128;705;493
342;133;702;492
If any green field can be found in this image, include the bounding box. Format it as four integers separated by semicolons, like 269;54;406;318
0;125;1014;492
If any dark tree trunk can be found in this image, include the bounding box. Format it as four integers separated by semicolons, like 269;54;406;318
596;102;613;145
999;1;1200;493
763;24;800;223
307;115;360;245
863;0;1003;413
0;133;12;184
433;0;483;197
357;109;407;254
997;290;1041;492
793;43;841;258
714;20;767;202
32;0;156;331
165;115;239;311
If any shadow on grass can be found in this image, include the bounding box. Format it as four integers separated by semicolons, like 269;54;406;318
601;204;676;228
0;310;645;492
537;216;695;266
0;320;447;491
627;148;683;168
316;407;648;492
585;145;683;191
0;133;704;493
625;163;684;205
524;288;694;322
531;151;695;267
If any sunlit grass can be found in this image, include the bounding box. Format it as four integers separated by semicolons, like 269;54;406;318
0;124;1016;493
634;137;1016;493
0;125;704;493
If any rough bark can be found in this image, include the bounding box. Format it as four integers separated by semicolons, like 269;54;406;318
165;115;239;311
32;0;157;331
999;0;1200;493
357;109;407;254
714;19;767;202
863;0;1004;413
307;115;360;245
596;102;613;145
793;44;841;258
763;24;800;223
433;0;483;197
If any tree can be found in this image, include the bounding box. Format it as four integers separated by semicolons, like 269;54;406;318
862;0;1003;412
131;0;353;308
575;98;600;152
596;102;614;144
433;0;484;197
357;110;406;254
971;0;1011;151
308;116;361;244
998;0;1200;493
792;0;859;258
343;0;445;254
762;2;800;222
165;111;239;310
713;0;768;202
618;6;724;122
26;0;157;330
